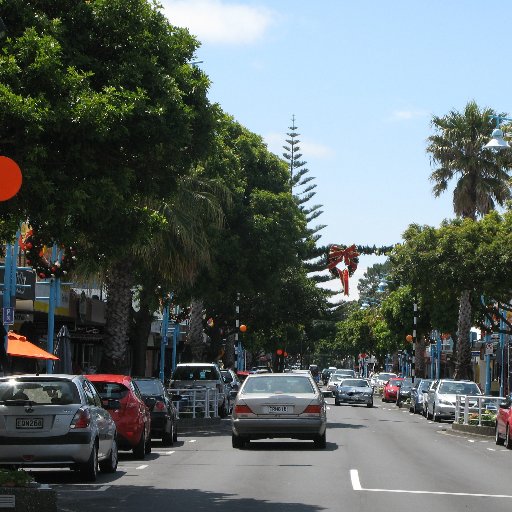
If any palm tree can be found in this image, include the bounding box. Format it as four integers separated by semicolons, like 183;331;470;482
427;100;512;379
101;170;229;373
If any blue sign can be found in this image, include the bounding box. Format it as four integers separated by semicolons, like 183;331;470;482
2;307;14;325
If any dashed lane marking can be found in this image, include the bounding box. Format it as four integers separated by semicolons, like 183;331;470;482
135;465;148;470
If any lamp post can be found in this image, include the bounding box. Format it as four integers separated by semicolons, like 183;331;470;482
484;115;512;149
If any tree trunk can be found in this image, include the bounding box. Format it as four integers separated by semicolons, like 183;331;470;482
415;336;426;379
100;261;134;373
186;298;206;362
131;288;154;377
453;289;473;380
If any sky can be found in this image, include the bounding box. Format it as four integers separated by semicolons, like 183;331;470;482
159;0;507;300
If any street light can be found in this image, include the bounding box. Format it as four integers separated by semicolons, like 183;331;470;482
484;115;512;149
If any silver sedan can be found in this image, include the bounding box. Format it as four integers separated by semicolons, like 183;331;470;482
334;378;374;407
231;373;327;448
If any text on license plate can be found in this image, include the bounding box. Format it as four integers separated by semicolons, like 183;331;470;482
266;405;290;413
16;418;43;429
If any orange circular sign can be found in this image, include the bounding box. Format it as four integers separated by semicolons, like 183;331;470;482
239;324;247;332
0;156;22;201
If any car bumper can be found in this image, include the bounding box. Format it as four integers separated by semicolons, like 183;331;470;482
232;417;326;439
0;432;93;465
336;394;373;404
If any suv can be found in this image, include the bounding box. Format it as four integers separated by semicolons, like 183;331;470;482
170;363;229;418
425;379;482;422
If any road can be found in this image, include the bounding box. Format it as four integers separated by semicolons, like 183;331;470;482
29;396;512;512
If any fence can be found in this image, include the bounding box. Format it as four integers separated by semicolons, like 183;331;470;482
454;394;504;426
172;387;220;419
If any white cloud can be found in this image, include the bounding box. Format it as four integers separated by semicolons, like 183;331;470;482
160;0;275;44
264;132;335;159
391;110;428;121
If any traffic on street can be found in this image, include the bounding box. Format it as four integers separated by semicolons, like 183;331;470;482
20;385;512;512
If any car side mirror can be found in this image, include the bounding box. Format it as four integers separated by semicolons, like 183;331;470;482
103;399;121;410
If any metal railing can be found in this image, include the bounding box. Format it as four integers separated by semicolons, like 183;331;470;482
454;394;504;426
172;387;220;419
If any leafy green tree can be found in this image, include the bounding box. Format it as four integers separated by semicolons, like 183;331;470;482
426;101;512;379
0;0;215;371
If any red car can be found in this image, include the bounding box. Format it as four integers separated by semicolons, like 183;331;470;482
382;377;404;403
495;394;512;448
86;374;152;459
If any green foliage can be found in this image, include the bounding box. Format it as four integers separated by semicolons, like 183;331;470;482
0;469;35;488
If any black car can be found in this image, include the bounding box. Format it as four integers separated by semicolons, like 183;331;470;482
133;377;179;446
396;378;413;406
409;378;433;414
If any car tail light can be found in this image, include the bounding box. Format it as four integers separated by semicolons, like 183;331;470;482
70;408;91;429
234;404;253;415
303;404;322;415
154;401;167;412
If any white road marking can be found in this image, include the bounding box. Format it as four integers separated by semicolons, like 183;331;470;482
487;448;496;451
136;464;148;470
189;439;196;443
350;469;512;498
58;485;110;492
468;439;475;443
152;450;175;455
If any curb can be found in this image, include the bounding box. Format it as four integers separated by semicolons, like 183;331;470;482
451;422;494;437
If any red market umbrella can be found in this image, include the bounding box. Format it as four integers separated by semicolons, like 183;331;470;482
6;331;59;360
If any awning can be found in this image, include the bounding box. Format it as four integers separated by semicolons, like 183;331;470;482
6;331;59;360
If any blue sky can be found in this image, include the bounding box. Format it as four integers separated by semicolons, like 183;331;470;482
160;0;507;299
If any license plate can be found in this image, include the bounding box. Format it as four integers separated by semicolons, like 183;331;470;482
16;418;43;429
266;405;290;413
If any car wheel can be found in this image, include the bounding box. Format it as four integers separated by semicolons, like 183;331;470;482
313;432;326;449
396;399;401;407
80;443;98;482
145;428;152;454
495;423;504;446
99;436;118;473
133;429;146;459
232;433;245;449
162;423;174;447
506;425;512;450
433;407;440;422
426;406;432;420
334;398;340;406
367;401;373;408
219;401;229;418
173;423;178;443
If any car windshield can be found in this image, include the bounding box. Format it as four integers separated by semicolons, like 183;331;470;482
0;379;80;404
133;379;163;396
388;379;402;386
91;381;129;400
243;376;314;394
329;375;345;382
378;374;396;381
438;382;481;395
173;366;219;381
340;379;369;388
419;380;432;391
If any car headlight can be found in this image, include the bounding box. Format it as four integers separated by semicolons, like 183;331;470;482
438;398;452;406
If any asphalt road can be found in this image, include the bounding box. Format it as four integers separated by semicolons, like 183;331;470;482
29;396;512;512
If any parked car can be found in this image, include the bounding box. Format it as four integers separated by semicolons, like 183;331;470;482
382;377;404;402
170;363;229;417
132;377;179;446
333;378;373;407
231;373;327;449
86;374;152;458
0;374;118;481
396;378;413;406
495;394;512;448
221;369;242;402
409;378;433;414
425;379;482;422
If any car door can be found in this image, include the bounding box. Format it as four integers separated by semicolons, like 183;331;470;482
131;381;150;439
428;380;439;413
82;379;111;459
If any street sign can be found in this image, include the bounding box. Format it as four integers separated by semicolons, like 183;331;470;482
485;342;494;355
2;307;14;324
471;350;480;357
